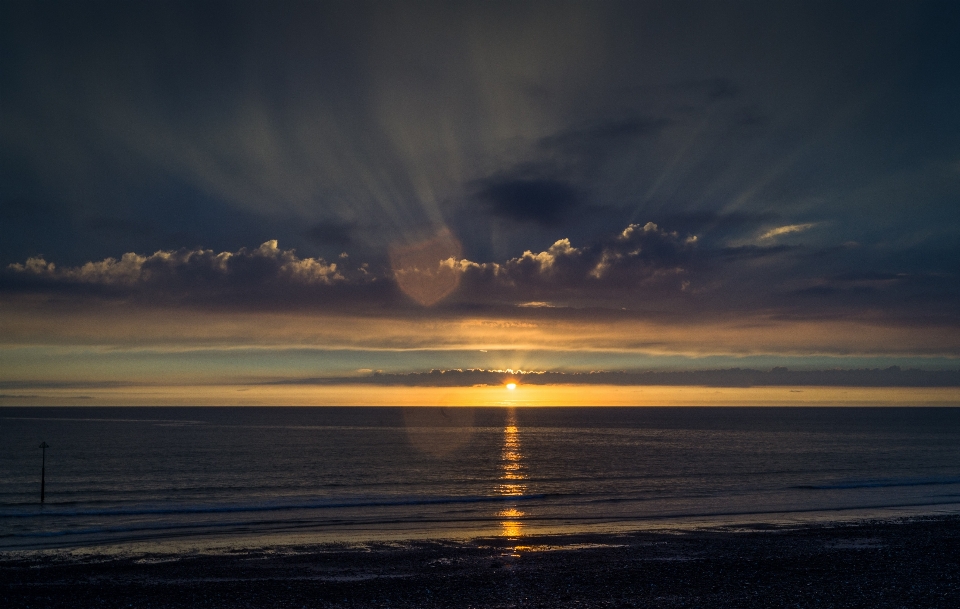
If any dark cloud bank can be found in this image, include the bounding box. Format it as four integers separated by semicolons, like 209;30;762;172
281;367;960;388
3;368;958;391
1;239;396;310
3;221;957;325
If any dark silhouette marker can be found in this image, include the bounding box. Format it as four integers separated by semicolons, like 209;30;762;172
39;442;49;504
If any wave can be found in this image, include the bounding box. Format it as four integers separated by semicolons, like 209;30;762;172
793;477;960;491
8;499;960;543
0;416;205;424
0;493;547;519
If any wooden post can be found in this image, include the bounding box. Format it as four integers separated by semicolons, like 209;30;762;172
39;442;49;504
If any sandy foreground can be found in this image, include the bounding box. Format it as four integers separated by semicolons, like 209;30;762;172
3;516;960;608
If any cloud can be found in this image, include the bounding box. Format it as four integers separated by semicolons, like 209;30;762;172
718;244;795;260
3;240;361;308
8;240;343;287
469;116;669;229
304;220;356;247
453;221;696;303
275;367;960;388
475;178;582;226
2;223;698;312
538;117;670;154
2;221;958;328
645;211;780;237
758;223;816;240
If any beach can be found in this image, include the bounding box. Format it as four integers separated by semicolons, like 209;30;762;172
4;516;960;608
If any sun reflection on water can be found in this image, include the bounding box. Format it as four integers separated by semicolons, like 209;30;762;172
497;409;526;549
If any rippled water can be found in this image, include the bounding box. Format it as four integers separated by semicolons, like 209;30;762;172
2;407;960;550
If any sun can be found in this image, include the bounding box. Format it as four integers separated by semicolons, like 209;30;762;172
506;383;517;391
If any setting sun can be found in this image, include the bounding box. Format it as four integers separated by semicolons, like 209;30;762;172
506;383;517;391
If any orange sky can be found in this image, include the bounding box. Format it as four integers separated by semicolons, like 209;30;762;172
4;384;958;407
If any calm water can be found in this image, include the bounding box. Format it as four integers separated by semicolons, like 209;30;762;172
2;407;960;551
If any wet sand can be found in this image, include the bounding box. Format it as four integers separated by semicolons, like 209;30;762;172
4;516;960;608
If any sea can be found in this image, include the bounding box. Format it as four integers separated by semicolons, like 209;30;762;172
3;406;960;552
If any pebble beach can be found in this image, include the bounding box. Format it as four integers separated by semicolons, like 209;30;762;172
4;516;960;608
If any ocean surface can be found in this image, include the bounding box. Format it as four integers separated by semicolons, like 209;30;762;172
3;407;960;551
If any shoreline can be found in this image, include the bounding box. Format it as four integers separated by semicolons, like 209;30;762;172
7;501;960;556
4;515;960;607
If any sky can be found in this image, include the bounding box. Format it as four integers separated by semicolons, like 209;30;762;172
2;0;959;405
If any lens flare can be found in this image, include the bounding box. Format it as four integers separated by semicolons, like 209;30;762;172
389;229;462;306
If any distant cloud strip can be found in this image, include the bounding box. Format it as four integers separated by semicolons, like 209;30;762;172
759;223;816;240
281;367;960;388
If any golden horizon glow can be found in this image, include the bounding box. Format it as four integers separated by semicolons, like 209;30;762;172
1;384;959;407
4;301;960;357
